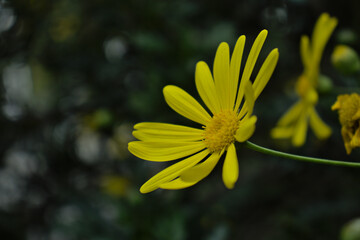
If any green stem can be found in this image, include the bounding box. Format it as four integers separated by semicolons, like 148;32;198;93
244;141;360;168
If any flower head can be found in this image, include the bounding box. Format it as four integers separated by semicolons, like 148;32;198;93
271;13;337;146
332;93;360;154
128;30;279;193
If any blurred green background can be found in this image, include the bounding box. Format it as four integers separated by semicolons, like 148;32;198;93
2;0;360;239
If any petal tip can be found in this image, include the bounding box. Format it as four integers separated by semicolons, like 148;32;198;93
139;185;151;194
259;29;268;37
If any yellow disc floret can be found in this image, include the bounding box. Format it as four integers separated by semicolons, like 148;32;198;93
204;110;239;152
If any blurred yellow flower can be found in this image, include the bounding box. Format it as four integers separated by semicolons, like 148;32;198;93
332;93;360;154
128;30;279;193
271;13;337;146
101;175;130;197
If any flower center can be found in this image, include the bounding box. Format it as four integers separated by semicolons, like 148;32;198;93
203;110;239;152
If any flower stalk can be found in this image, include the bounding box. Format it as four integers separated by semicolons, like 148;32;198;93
243;141;360;167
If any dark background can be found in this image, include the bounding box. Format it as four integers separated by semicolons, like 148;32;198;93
1;0;360;239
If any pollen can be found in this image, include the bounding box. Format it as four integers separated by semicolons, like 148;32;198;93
204;110;240;152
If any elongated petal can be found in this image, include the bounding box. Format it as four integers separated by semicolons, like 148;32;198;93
235;115;257;142
180;151;223;182
300;36;311;68
292;108;309;147
230;35;246;108
222;143;238;189
270;126;295;139
238;80;255;119
312;13;329;47
253;49;279;100
133;130;203;142
235;30;268;111
276;101;303;126
309;108;332;139
312;14;337;65
159;178;197;190
195;61;221;114
213;42;231;109
135;122;203;132
128;141;206;162
140;149;210;193
133;122;204;142
163;85;211;125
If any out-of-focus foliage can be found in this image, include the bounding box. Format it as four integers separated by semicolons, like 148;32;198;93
0;0;360;239
341;218;360;240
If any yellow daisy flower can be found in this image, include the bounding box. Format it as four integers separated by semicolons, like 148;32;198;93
128;30;279;194
332;93;360;154
271;13;337;146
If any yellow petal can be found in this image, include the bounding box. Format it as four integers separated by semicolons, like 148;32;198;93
135;122;203;132
140;149;210;193
312;13;337;65
341;127;353;155
133;122;204;142
253;48;279;100
238;80;255;119
292;108;309;147
229;35;246;108
270;126;295;139
159;178;197;190
309;108;332;139
235;115;257;142
133;130;203;142
180;151;223;182
195;61;221;114
350;127;360;148
331;99;341;110
300;35;311;68
222;143;238;189
213;42;231;109
234;30;268;111
128;141;206;162
163;85;211;125
312;13;330;51
353;108;360;121
276;101;303;126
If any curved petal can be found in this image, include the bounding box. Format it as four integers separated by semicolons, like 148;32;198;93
230;35;246;108
253;48;279;100
128;141;206;162
235;115;257;142
292;108;310;147
195;61;221;114
180;150;223;182
213;42;231;109
140;149;210;193
234;30;268;111
309;107;332;139
133;122;204;142
222;143;238;189
159;178;197;190
276;101;303;126
163;85;211;126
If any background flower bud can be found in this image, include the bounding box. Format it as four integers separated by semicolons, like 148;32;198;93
332;45;360;74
